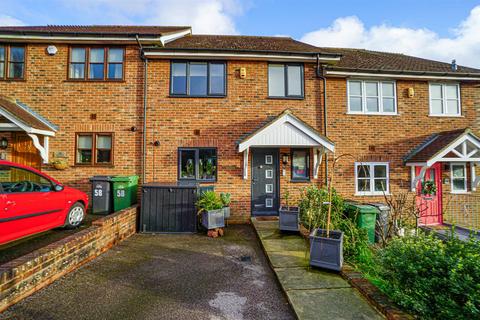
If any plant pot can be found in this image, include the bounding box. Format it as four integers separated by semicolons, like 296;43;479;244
279;206;299;231
52;162;68;170
223;206;230;219
309;228;343;272
201;209;225;229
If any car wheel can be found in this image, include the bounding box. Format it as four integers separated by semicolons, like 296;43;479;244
65;202;85;229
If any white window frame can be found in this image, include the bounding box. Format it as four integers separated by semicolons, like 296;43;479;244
347;79;397;115
450;163;468;194
429;83;461;117
355;162;390;196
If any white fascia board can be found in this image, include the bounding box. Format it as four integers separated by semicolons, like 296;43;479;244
238;113;334;152
144;51;340;63
0;34;163;44
0;109;55;136
427;133;480;166
159;29;192;46
325;70;480;81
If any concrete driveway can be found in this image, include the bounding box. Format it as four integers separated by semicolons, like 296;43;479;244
0;225;294;320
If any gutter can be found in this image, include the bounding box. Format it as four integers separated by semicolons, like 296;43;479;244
316;55;329;185
324;69;480;81
136;35;148;183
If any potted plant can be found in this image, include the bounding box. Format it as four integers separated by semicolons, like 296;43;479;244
279;190;300;232
50;158;69;170
220;192;231;219
196;191;225;229
301;155;350;272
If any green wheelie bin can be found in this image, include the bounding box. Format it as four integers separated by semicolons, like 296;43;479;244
111;175;139;212
344;202;378;244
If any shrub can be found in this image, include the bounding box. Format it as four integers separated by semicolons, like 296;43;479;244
299;184;370;264
376;232;480;319
196;191;223;213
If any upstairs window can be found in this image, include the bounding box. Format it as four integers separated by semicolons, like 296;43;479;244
69;47;124;81
178;148;217;182
429;83;461;116
355;162;389;195
348;80;396;114
0;45;25;80
76;133;113;165
268;64;304;98
171;61;226;97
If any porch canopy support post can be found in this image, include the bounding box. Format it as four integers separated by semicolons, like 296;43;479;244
472;162;480;191
410;165;428;191
27;134;49;163
243;147;249;180
313;147;324;179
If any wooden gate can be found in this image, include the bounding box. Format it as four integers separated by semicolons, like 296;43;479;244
11;133;42;170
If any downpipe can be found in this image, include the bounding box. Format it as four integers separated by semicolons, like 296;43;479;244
316;55;329;186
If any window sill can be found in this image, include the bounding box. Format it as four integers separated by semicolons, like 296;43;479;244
64;79;125;83
428;114;463;118
169;95;226;98
0;78;26;82
74;164;115;168
450;191;470;194
291;178;310;183
355;192;391;197
267;96;304;100
346;112;398;116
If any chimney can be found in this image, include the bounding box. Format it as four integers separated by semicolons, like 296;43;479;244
451;59;458;71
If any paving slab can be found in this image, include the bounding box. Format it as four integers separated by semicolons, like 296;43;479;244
267;251;310;268
252;217;384;320
262;238;309;252
276;267;350;290
287;288;384;320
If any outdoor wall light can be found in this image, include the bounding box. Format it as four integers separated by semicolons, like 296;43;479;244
0;137;8;150
282;154;289;165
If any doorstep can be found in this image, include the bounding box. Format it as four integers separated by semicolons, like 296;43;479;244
251;217;385;320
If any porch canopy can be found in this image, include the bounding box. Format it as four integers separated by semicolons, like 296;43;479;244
0;95;58;163
238;110;335;179
404;128;480;191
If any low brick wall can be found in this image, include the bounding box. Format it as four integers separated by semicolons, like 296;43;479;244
0;206;138;313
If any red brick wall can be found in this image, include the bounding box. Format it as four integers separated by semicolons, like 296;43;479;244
325;77;480;203
144;60;325;222
0;206;138;313
0;44;143;194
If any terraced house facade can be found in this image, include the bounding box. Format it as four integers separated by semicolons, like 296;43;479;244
0;25;479;226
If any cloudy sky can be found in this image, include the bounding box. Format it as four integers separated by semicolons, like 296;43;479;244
1;0;480;67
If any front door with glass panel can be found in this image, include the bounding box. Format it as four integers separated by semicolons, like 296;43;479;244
416;163;442;225
251;149;279;215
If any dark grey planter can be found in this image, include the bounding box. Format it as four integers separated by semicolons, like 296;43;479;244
223;206;230;219
309;228;343;271
201;209;225;229
279;206;299;231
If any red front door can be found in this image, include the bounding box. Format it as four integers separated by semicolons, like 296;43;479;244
416;163;443;225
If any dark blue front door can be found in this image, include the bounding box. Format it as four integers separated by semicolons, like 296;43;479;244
251;148;279;215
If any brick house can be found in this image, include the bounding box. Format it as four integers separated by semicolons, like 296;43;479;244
0;25;479;226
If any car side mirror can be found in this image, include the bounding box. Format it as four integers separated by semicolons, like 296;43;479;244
54;185;64;192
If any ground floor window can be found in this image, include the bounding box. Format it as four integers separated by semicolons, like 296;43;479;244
178;148;217;182
76;133;113;165
451;163;467;193
355;162;389;195
291;149;309;181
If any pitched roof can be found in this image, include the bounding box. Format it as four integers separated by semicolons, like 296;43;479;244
162;34;334;55
237;109;334;152
404;129;473;163
0;96;58;132
0;25;191;36
320;47;480;75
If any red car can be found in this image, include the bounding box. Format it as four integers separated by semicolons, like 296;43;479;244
0;161;89;245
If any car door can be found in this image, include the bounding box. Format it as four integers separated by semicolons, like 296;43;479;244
0;165;66;244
